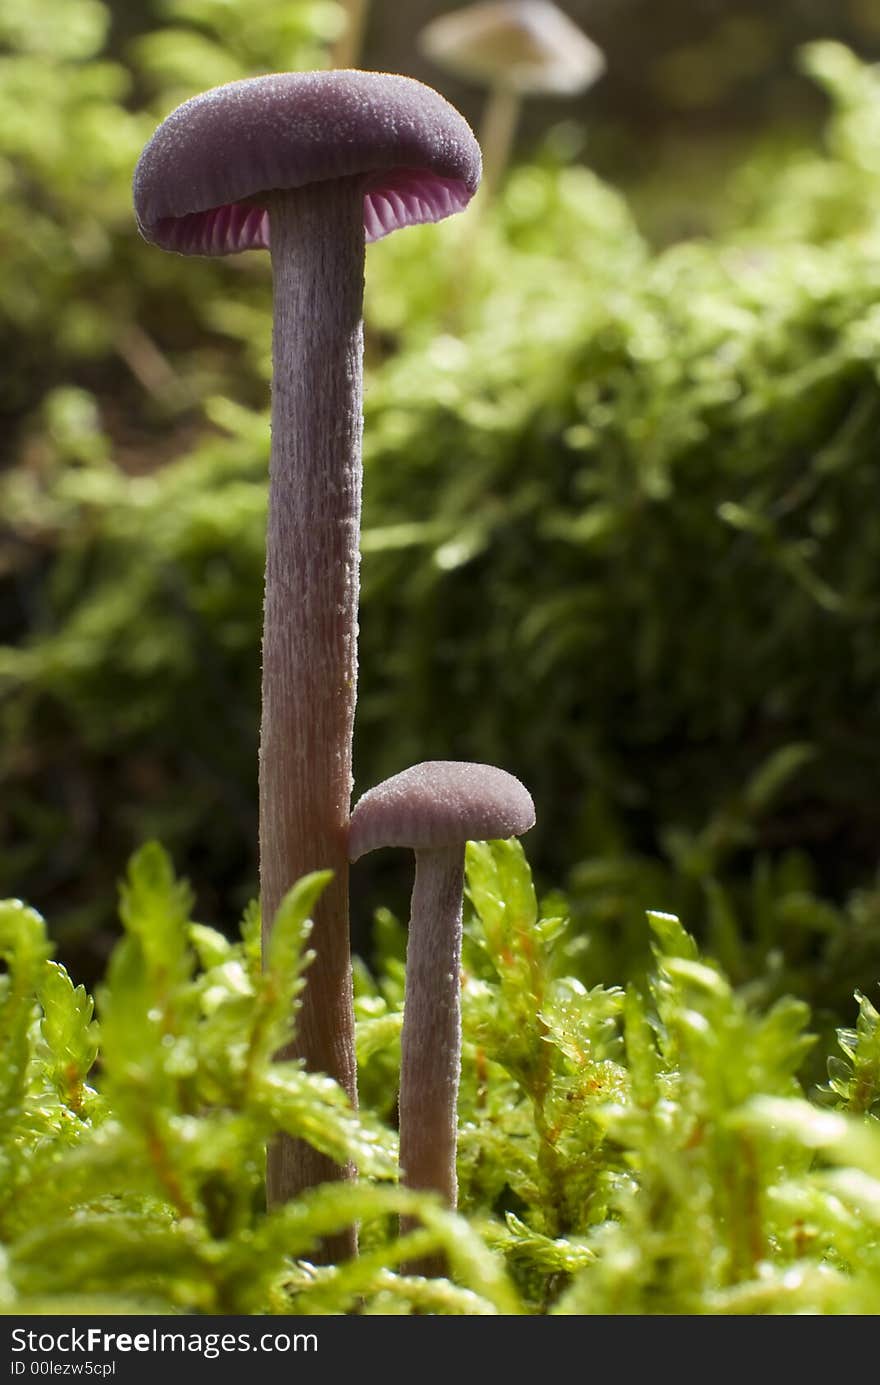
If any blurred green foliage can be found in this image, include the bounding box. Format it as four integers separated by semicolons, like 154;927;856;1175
2;5;880;1036
0;0;341;420
4;839;880;1313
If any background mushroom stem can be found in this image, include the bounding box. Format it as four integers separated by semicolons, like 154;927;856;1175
331;0;369;69
443;82;518;327
399;843;465;1277
479;83;521;202
261;177;364;1247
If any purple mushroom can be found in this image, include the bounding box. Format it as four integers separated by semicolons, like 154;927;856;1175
133;73;481;1233
350;761;535;1275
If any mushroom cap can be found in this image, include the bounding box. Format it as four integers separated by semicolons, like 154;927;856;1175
419;1;605;96
133;69;482;256
349;761;535;859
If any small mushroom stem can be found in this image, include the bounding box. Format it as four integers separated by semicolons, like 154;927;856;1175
478;83;521;201
261;177;365;1248
442;82;518;328
399;844;465;1276
331;0;369;69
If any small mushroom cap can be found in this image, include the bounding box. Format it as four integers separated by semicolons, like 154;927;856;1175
349;761;535;860
133;69;481;256
419;1;605;96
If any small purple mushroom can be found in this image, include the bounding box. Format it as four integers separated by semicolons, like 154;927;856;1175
350;761;535;1275
133;73;481;1233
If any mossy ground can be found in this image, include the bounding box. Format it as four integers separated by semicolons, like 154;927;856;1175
3;4;880;1314
2;840;880;1314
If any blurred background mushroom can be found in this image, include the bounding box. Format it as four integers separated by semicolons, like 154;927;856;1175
418;1;606;197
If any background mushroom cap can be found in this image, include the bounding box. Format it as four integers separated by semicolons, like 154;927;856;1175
419;1;606;97
349;761;536;859
133;69;482;256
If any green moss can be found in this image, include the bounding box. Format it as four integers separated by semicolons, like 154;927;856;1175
2;841;880;1314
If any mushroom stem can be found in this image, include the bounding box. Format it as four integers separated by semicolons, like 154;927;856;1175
331;0;369;69
442;83;518;327
261;177;364;1242
399;844;465;1276
478;83;520;201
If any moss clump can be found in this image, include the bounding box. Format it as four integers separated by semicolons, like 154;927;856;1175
0;840;878;1314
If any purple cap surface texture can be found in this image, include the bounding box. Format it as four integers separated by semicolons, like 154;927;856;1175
134;70;482;255
349;761;535;860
